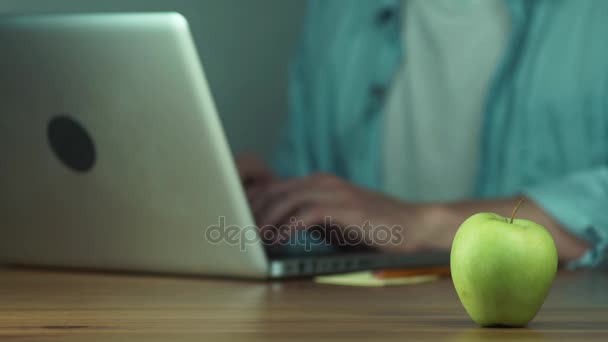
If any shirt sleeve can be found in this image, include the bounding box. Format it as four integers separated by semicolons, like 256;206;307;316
524;166;608;269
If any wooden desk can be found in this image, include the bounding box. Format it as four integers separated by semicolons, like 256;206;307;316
0;268;606;341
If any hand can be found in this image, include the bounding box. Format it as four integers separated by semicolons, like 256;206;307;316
250;173;443;252
248;171;589;260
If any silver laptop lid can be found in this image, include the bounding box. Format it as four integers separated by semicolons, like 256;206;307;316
0;13;269;278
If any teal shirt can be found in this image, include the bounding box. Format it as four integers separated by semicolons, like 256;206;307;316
273;0;608;269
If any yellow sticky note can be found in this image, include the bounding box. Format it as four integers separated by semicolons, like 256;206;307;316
314;271;439;287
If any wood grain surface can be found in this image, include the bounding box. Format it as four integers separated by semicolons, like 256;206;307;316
0;268;606;341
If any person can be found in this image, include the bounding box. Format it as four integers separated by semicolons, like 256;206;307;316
237;0;608;269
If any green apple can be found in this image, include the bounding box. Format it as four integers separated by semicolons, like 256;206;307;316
450;200;558;327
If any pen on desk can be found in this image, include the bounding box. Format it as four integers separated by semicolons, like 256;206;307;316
373;266;450;279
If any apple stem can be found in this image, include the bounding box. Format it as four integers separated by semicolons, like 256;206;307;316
510;197;526;224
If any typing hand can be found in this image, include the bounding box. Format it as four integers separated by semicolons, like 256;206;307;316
249;173;436;252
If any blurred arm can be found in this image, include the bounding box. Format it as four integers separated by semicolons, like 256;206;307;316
428;197;590;264
523;167;608;268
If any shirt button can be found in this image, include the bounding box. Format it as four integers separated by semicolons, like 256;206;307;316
370;84;387;100
376;7;396;25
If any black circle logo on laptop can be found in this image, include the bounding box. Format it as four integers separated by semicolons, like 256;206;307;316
47;115;96;172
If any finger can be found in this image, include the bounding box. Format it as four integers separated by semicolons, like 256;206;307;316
246;184;265;204
292;206;357;233
246;185;271;222
300;206;376;249
247;182;277;218
251;173;342;219
250;177;309;219
258;191;335;228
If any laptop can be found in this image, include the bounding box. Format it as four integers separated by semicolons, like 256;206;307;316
0;13;448;278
